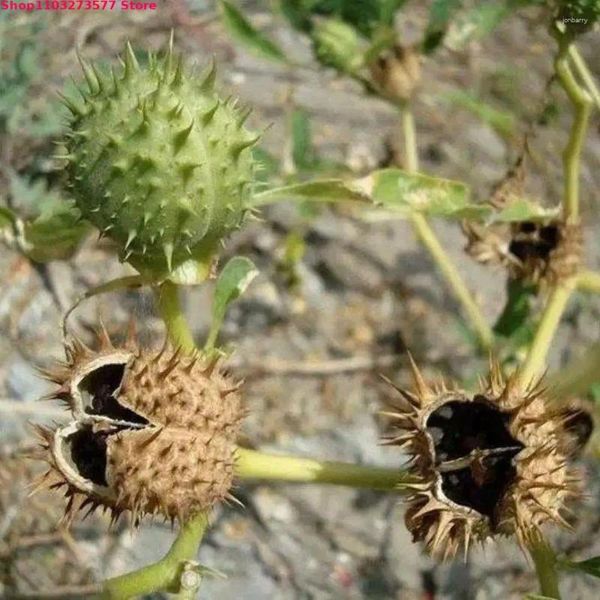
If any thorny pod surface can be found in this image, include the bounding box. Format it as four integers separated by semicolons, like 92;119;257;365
33;325;245;526
59;38;259;279
382;357;583;559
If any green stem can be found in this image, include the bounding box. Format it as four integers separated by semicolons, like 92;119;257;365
576;270;600;294
568;45;600;111
555;44;592;222
518;281;574;388
103;513;210;599
235;448;416;491
155;280;196;353
529;535;561;599
398;104;493;351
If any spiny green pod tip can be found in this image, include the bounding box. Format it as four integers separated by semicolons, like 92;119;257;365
61;39;259;280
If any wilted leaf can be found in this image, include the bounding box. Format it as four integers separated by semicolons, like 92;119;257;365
219;0;288;64
560;555;600;579
251;179;370;207
356;168;489;219
205;256;259;350
491;198;559;223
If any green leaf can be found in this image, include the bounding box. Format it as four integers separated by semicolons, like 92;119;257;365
491;198;560;223
205;256;259;351
219;1;288;64
493;279;536;347
560;555;600;579
24;204;89;262
358;168;489;219
291;109;316;170
251;179;371;207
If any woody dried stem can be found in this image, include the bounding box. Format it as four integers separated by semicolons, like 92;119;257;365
398;103;493;350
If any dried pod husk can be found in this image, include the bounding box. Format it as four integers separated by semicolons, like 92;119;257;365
382;358;582;559
369;45;421;103
60;40;259;279
33;328;245;525
464;218;583;288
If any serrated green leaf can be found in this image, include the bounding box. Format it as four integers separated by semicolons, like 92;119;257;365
205;256;259;351
219;0;288;64
251;179;370;207
560;555;600;579
358;168;489;219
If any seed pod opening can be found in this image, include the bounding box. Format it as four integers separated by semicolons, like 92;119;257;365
382;359;582;559
34;328;245;525
464;218;583;287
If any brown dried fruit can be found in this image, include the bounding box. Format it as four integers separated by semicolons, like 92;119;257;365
369;45;421;103
464;219;583;287
33;326;245;525
382;358;582;559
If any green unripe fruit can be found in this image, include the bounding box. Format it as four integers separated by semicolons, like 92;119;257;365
61;41;259;280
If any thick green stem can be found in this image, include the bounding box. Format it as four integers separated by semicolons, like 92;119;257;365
398;104;493;350
555;44;592;222
529;536;561;599
155;280;196;353
235;448;416;491
103;513;210;599
518;282;574;388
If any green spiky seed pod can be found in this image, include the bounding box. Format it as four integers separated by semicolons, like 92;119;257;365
61;40;259;281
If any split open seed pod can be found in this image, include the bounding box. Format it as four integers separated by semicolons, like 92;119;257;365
381;358;582;559
33;326;245;525
464;218;583;288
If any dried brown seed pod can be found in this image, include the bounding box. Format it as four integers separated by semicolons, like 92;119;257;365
369;45;421;103
381;358;582;559
33;326;245;525
464;218;583;287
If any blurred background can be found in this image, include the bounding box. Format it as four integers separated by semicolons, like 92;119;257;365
1;1;600;598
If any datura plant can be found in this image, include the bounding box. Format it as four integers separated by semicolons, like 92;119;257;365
16;8;600;598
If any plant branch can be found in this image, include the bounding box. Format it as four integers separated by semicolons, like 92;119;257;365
518;281;575;388
398;104;493;350
235;448;417;491
155;281;196;353
576;270;600;294
529;534;561;599
568;45;600;111
102;513;210;599
555;43;592;222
